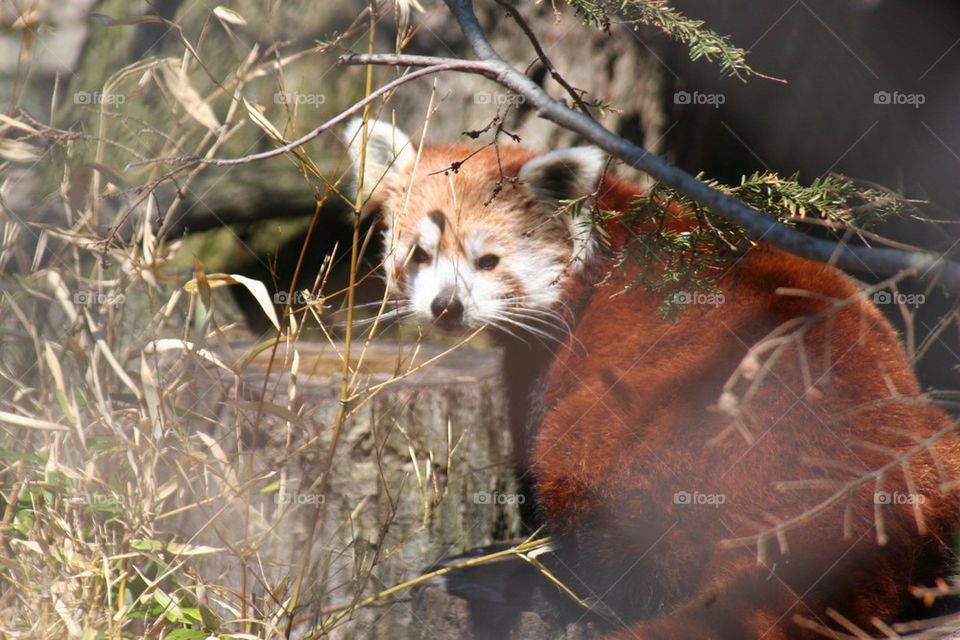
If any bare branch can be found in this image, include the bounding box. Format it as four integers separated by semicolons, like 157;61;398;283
164;60;498;169
335;0;960;292
491;0;593;114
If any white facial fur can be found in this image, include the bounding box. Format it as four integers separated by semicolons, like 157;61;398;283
345;117;606;332
399;220;569;328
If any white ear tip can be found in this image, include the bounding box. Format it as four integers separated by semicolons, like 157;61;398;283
343;117;363;142
343;117;374;147
344;118;398;146
574;146;605;160
343;118;414;202
567;146;606;175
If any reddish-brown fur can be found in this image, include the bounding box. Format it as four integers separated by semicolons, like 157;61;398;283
362;138;960;639
539;174;960;638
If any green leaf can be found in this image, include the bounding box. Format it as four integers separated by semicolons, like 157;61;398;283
162;629;208;640
151;589;185;623
198;602;222;630
568;0;779;80
614;171;907;317
130;538;166;552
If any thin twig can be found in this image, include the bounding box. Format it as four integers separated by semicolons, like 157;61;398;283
491;0;593;114
168;60;498;168
333;0;960;293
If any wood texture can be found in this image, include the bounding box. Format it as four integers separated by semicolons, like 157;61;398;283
169;340;520;638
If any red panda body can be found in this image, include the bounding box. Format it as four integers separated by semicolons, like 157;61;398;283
346;120;960;639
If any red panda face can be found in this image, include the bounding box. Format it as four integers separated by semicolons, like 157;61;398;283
345;119;605;334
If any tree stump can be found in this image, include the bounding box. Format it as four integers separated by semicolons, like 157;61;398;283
410;553;604;640
167;339;522;638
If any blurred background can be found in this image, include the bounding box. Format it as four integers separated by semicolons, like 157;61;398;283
4;0;955;385
3;0;956;381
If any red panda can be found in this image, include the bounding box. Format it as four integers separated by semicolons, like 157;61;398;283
345;117;960;639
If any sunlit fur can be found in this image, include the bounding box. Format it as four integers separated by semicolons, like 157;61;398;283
346;119;960;640
345;119;603;338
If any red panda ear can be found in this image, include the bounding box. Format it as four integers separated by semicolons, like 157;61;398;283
519;147;606;268
344;118;416;206
518;147;606;204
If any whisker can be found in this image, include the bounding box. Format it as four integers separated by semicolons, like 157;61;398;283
489;312;565;348
356;315;404;339
329;298;410;313
332;306;415;330
499;301;572;330
483;318;528;344
498;294;580;332
340;300;400;310
499;306;585;352
507;307;576;335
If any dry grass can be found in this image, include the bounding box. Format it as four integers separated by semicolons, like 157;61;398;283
0;1;529;638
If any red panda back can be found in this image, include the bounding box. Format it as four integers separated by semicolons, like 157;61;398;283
532;242;960;638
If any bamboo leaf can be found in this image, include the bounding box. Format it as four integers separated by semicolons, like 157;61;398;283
158;59;220;131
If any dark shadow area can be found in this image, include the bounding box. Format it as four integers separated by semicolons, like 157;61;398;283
660;0;960;391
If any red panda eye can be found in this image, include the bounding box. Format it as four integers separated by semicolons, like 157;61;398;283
411;246;431;264
477;254;500;271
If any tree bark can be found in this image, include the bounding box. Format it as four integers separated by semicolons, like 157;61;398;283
168;340;520;638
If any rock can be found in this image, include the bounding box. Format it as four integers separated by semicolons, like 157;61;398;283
409;542;606;639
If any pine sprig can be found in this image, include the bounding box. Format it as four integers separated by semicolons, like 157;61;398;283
567;0;778;81
609;172;908;318
726;172;899;228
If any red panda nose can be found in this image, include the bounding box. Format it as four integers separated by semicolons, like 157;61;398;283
431;295;464;323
